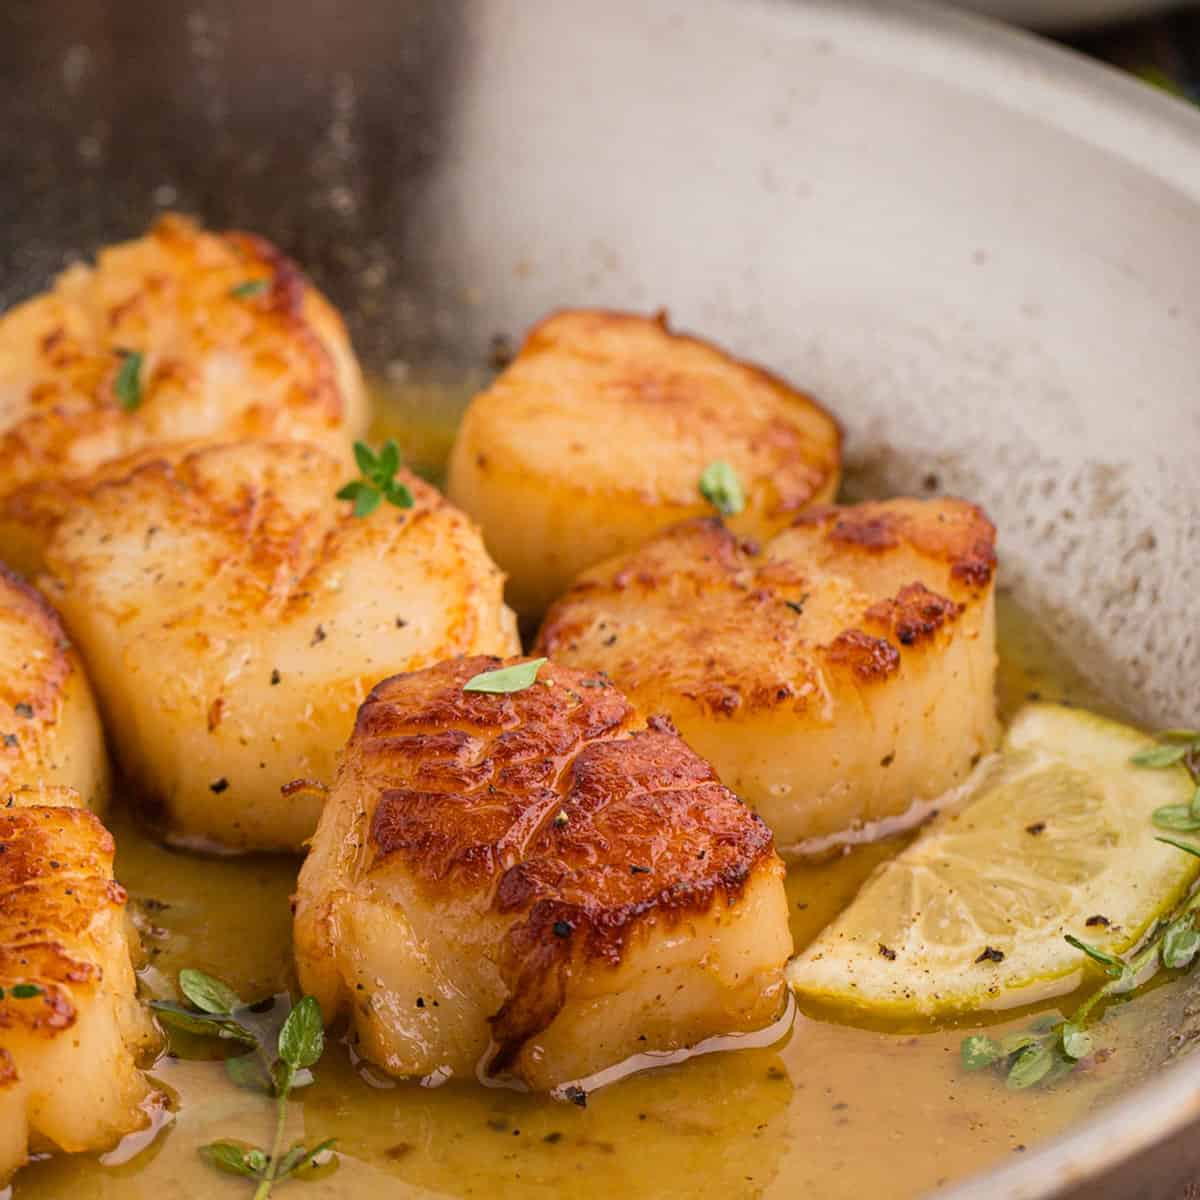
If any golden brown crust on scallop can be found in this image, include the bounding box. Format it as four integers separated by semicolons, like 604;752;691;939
0;441;223;578
536;497;1000;851
791;499;997;591
446;308;841;616
863;581;962;647
0;562;72;725
48;441;500;651
0;214;366;573
41;439;519;850
0;565;107;809
333;656;779;1061
822;629;902;682
487;718;775;1062
0;805;123;1040
538;499;996;719
536;517;821;718
513;309;843;514
361;658;773;916
0;1047;15;1090
0;798;156;1175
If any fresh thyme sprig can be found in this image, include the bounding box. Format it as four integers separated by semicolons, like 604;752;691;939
961;886;1193;1091
150;969;335;1195
961;726;1200;1091
336;440;415;518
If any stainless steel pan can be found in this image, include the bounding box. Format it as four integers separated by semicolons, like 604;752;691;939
3;2;1199;1195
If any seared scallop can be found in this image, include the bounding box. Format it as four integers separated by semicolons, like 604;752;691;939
0;792;157;1183
0;564;108;811
0;213;367;575
41;440;520;852
537;498;999;854
294;656;792;1092
446;309;841;617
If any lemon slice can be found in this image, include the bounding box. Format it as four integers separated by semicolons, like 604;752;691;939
787;703;1200;1020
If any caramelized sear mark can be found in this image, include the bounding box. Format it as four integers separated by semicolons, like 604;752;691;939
534;496;999;851
296;655;789;1086
864;582;962;648
40;438;519;851
0;799;156;1179
791;499;997;590
363;659;770;930
0;213;367;577
0;563;107;810
823;630;902;682
487;723;772;1065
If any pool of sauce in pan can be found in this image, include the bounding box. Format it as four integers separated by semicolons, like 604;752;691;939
8;378;1182;1199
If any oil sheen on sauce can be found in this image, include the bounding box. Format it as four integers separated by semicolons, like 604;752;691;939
7;380;1178;1200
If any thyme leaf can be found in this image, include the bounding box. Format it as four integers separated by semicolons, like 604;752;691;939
463;658;548;695
337;440;414;517
203;1141;262;1178
1162;917;1200;970
230;279;269;298
180;967;242;1014
1006;1041;1055;1090
1063;934;1126;979
114;349;144;411
698;460;745;517
1059;1022;1092;1060
960;1035;1002;1071
1150;804;1200;832
1131;743;1192;769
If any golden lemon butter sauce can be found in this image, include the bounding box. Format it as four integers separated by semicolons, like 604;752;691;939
8;376;1178;1199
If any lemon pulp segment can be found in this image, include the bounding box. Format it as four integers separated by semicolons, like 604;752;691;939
787;703;1200;1020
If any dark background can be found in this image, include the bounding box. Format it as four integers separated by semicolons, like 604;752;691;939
1072;4;1200;99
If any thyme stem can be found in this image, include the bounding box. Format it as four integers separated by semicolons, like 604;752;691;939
252;1068;294;1200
